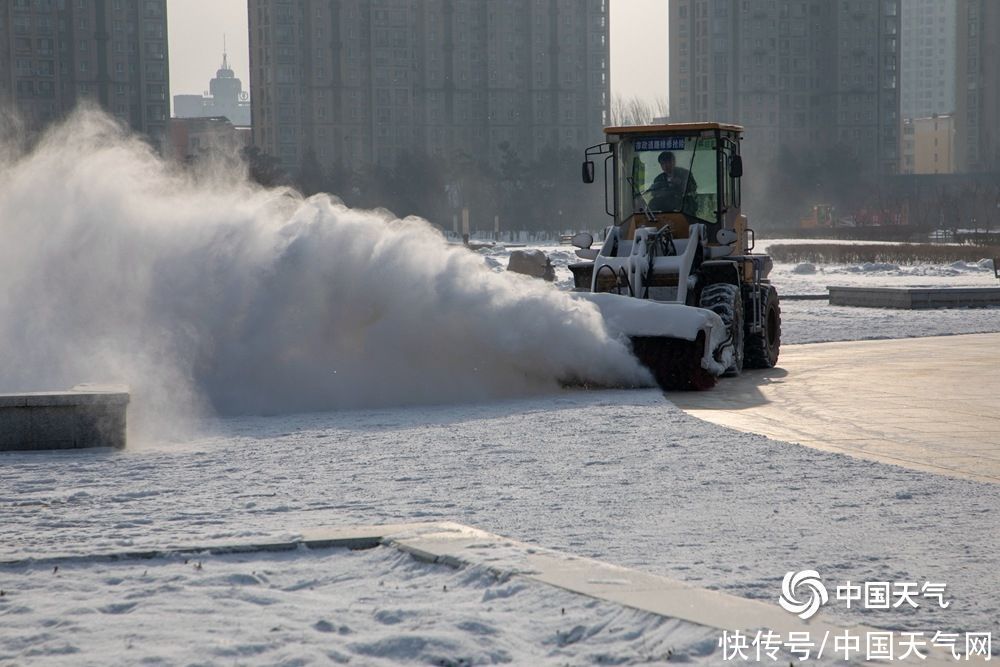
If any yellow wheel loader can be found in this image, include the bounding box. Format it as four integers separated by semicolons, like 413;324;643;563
571;123;781;389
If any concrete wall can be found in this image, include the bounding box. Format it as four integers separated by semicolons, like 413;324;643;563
829;286;1000;309
0;389;129;451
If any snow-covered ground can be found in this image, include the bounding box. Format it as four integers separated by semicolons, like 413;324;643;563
1;544;731;666
3;391;998;662
769;259;998;297
779;300;1000;343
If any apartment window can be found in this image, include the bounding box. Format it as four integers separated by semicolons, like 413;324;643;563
143;1;163;19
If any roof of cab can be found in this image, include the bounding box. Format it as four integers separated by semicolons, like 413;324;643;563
604;122;744;135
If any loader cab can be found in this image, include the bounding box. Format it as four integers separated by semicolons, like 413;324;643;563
583;123;745;247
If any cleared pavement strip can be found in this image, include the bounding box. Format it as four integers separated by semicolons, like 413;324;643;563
670;333;1000;484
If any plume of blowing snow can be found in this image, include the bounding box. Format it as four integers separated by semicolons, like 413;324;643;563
0;111;649;435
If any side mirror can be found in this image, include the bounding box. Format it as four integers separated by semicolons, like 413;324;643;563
582;160;595;184
730;155;743;178
571;232;594;249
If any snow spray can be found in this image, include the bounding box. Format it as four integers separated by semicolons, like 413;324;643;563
0;110;650;437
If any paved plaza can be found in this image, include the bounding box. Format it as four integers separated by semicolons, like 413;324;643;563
672;333;1000;484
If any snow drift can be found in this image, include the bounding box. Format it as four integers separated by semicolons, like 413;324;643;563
0;110;649;436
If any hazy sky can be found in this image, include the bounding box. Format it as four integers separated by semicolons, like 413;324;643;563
166;0;668;110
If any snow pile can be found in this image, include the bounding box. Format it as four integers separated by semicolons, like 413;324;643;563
0;110;649;432
791;262;817;274
849;262;902;273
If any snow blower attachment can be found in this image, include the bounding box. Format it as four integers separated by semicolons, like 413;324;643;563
573;122;781;390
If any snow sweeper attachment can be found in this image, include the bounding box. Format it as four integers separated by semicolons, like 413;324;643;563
573;122;781;390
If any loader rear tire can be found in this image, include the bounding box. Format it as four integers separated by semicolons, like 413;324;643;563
744;285;781;369
699;283;744;376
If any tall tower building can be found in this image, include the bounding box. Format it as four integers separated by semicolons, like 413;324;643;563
0;0;170;145
955;0;1000;173
900;0;956;121
248;0;610;172
669;0;901;177
173;48;251;126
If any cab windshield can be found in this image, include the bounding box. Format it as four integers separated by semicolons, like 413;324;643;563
619;135;718;223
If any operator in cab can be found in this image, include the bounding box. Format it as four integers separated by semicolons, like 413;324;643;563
646;151;696;212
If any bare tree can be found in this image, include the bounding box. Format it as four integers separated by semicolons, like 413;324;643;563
610;94;669;126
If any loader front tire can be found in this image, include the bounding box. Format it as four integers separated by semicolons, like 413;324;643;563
744;285;781;369
699;283;744;376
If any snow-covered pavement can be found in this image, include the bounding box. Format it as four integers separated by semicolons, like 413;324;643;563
780;299;1000;344
1;543;732;666
3;390;997;644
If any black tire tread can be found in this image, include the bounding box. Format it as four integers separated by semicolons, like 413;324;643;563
744;284;781;369
699;283;744;375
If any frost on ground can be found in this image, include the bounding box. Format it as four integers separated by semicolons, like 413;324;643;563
0;546;731;666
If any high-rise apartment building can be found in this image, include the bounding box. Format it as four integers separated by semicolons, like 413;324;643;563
0;0;170;145
900;114;955;174
900;0;956;121
248;0;609;172
669;0;901;176
955;0;1000;173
